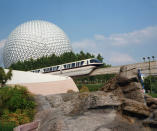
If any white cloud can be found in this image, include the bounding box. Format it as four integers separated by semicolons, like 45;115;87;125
72;39;96;49
94;34;106;41
107;26;157;46
94;26;157;46
73;26;157;49
108;52;136;65
72;26;157;65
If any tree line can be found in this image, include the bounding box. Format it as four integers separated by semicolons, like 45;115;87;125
144;76;157;94
9;51;110;71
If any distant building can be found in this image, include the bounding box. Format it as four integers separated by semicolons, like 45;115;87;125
3;20;72;68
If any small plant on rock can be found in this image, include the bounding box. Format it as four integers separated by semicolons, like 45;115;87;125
0;67;12;87
67;89;75;93
79;85;89;93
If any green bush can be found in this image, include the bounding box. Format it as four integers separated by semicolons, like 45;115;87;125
147;93;157;98
77;84;104;92
79;85;89;93
0;121;15;131
74;74;115;84
144;76;157;93
0;85;36;127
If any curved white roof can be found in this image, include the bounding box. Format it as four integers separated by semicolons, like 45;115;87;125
6;69;70;84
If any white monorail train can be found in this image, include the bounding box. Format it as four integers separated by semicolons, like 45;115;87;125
30;58;103;74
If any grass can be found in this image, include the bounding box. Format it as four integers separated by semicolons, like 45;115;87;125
147;93;157;98
77;83;104;92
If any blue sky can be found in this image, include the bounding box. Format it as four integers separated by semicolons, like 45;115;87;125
0;0;157;66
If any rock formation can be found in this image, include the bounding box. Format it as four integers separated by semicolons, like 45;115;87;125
15;66;157;131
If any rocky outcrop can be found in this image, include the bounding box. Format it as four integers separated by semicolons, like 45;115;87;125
145;94;157;110
35;91;121;114
15;65;157;131
35;91;151;131
121;98;150;117
101;66;145;103
35;91;122;131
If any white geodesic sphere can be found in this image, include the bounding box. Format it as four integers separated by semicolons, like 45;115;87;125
3;20;72;68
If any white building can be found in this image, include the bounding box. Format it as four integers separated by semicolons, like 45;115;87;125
6;69;78;96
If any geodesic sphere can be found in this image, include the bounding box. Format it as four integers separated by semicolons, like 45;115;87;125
3;20;72;68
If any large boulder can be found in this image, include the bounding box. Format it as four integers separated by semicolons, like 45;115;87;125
101;66;145;103
15;65;157;131
35;91;152;131
35;91;122;131
36;91;121;116
121;98;150;117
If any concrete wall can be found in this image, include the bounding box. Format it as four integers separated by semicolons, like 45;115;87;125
89;61;157;76
5;69;78;95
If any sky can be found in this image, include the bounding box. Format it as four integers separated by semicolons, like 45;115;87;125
0;0;157;66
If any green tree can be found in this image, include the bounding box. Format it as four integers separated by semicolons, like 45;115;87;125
144;76;157;93
96;53;103;62
9;51;110;71
0;67;12;87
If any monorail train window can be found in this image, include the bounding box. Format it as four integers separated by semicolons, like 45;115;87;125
44;68;48;72
81;61;84;66
72;63;75;68
57;66;60;70
64;65;66;69
76;62;79;67
53;67;57;71
90;59;101;63
43;68;46;73
46;68;49;72
49;67;52;72
79;62;81;66
67;64;71;69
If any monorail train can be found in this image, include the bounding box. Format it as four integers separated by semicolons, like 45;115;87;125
30;58;103;73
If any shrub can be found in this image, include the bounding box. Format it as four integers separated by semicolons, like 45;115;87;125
0;85;36;127
0;121;15;131
0;67;12;87
67;90;75;93
79;85;89;93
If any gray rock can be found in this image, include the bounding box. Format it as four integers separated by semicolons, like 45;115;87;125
32;65;156;131
46;94;63;107
121;98;150;117
34;95;51;112
102;66;145;103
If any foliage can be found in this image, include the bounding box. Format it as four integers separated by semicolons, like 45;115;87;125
0;67;12;87
0;85;36;128
0;121;15;131
9;51;108;71
96;53;103;62
79;85;89;93
74;74;115;84
147;93;157;98
144;76;157;93
67;90;75;93
77;84;104;92
75;74;115;92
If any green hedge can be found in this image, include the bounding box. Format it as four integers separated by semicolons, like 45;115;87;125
0;122;15;131
147;93;157;98
77;84;104;92
0;85;36;129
